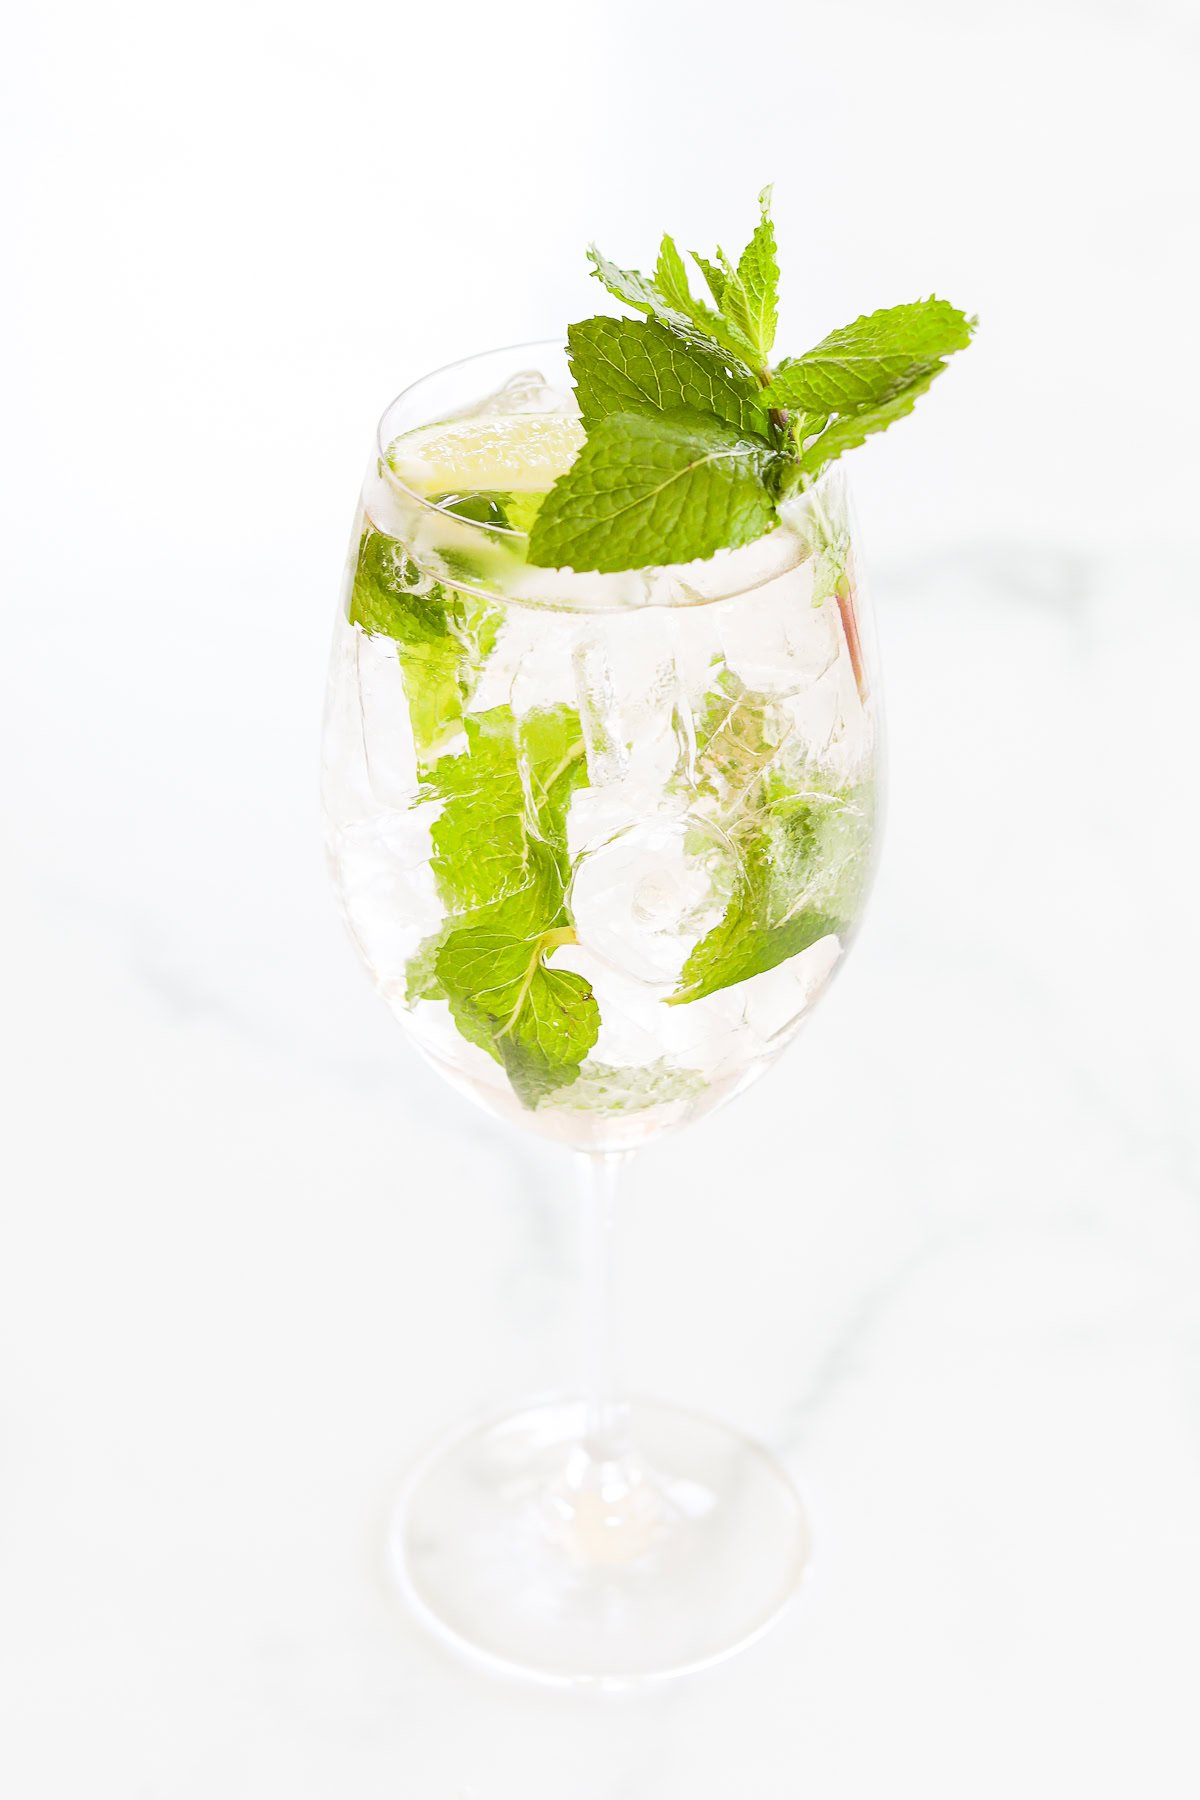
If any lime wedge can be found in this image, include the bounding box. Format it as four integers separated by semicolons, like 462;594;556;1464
386;414;585;495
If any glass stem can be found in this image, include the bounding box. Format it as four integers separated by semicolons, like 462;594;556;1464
576;1149;630;1461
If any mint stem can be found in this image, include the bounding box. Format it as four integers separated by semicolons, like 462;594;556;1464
753;361;790;439
540;926;579;952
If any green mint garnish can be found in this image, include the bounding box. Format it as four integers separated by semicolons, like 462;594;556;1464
666;676;875;1005
436;925;598;1108
669;890;844;1006
547;1058;706;1116
527;187;974;572
426;705;584;914
418;705;599;1105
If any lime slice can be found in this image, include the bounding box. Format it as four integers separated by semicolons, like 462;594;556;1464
386;414;585;495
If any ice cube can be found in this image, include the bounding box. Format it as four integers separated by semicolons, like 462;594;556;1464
717;571;840;696
354;627;420;807
330;808;441;990
738;931;843;1043
467;608;577;717
568;813;739;987
571;613;689;792
471;370;577;417
321;619;376;825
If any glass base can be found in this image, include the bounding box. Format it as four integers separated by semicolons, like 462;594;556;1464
391;1397;810;1683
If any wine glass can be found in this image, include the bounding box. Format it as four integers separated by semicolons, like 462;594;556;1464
321;340;881;1681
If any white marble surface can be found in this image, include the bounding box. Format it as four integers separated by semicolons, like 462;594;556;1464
5;0;1200;1793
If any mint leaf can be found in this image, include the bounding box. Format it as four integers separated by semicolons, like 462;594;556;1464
807;525;851;604
527;408;778;573
518;704;592;848
713;254;757;348
649;236;758;367
424;705;586;915
763;298;974;415
669;683;875;1004
797;363;945;478
668;780;872;1006
348;527;500;760
668;898;842;1005
684;249;768;368
730;185;779;359
568;315;768;437
404;927;448;1004
436;925;599;1107
542;1058;705;1116
687;222;771;369
351;530;446;646
586;244;674;322
587;241;760;374
692;669;793;804
405;704;585;1008
755;776;874;922
653;235;699;315
653;236;734;345
410;703;596;1102
691;251;727;310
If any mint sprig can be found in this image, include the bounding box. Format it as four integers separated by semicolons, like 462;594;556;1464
669;889;843;1006
666;676;875;1005
527;188;975;572
437;926;598;1107
419;704;600;1104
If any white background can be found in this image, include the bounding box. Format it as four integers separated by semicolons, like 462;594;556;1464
3;1;1200;1794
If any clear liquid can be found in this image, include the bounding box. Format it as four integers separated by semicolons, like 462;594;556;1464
322;397;879;1151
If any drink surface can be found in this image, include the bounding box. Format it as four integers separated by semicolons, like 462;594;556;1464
322;373;879;1150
